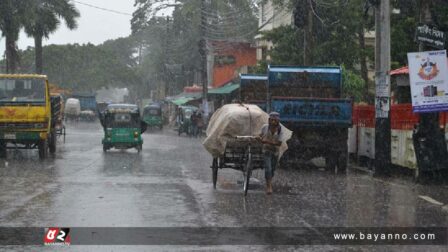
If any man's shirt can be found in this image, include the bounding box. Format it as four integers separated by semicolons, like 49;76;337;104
260;124;282;155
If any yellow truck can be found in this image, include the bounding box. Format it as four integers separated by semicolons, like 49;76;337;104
0;74;56;159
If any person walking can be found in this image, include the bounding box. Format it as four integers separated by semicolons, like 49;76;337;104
258;112;282;195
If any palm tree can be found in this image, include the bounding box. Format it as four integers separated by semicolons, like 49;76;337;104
24;0;79;74
0;0;29;73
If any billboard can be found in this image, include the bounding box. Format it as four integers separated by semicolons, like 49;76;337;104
407;50;448;113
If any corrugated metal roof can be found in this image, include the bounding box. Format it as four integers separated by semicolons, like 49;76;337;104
208;83;240;94
240;74;268;80
390;66;409;76
268;65;342;74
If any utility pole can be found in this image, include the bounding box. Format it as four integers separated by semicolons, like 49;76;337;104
200;0;209;119
303;0;313;65
164;16;170;98
418;1;438;138
374;0;391;175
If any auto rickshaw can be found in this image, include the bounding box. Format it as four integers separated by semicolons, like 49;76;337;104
177;106;197;136
143;104;163;129
100;104;147;153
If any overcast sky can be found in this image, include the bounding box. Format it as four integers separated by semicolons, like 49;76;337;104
0;0;137;53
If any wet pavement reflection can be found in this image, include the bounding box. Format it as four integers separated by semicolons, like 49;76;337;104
0;122;447;251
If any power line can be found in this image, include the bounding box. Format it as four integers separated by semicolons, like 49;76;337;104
72;0;133;16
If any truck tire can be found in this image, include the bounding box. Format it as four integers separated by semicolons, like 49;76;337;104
0;141;6;158
325;154;337;172
49;130;57;154
337;152;348;174
38;140;48;159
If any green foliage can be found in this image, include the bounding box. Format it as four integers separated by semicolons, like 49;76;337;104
261;25;303;65
17;43;139;91
342;66;366;103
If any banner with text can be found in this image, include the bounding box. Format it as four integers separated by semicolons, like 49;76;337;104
407;50;448;113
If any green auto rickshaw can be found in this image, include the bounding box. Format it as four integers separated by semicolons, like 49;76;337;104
143;104;163;129
100;104;147;153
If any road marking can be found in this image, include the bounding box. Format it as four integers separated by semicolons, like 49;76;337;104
418;195;444;206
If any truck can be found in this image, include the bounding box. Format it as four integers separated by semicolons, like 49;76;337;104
0;74;57;159
71;93;97;121
239;74;268;111
267;65;353;173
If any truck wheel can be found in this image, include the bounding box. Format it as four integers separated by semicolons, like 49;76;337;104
103;145;108;152
49;130;57;154
325;155;337;172
137;144;142;153
337;152;348;174
38;140;48;159
0;142;6;158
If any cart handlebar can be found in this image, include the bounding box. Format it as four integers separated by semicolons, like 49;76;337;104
235;136;258;140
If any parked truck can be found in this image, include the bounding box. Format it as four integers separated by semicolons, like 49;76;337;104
0;74;57;159
71;93;97;121
239;74;268;111
267;65;352;173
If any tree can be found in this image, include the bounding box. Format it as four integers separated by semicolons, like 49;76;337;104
0;0;29;73
24;0;80;74
131;0;258;98
14;43;139;92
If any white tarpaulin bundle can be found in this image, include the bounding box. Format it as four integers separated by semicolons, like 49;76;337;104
202;103;292;158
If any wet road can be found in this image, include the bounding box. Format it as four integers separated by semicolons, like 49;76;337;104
0;122;447;251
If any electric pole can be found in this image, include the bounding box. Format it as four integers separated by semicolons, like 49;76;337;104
414;0;448;175
164;16;170;98
304;0;313;65
200;0;209;119
374;0;391;175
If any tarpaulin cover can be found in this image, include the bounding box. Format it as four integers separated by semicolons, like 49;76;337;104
202;103;292;159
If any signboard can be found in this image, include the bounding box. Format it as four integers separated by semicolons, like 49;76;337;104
407;50;448;113
415;24;445;49
271;98;352;125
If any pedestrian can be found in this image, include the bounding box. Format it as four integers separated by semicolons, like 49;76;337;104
258;112;282;195
191;111;198;137
196;111;204;137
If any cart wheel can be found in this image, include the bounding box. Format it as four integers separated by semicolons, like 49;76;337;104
212;158;218;189
62;126;66;143
243;153;252;196
49;130;57;154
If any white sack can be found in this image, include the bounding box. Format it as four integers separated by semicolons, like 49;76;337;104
202;103;292;159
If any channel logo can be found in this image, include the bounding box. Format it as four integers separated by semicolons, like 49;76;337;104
44;227;71;246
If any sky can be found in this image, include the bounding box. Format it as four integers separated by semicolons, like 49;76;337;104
0;0;137;53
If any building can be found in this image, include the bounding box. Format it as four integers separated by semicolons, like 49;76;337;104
254;0;293;62
209;41;257;88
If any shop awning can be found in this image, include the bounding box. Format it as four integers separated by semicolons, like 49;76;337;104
208;83;240;95
171;97;195;106
390;66;409;76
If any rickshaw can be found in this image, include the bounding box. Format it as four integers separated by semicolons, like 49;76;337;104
100;104;147;153
177;106;197;136
211;136;264;196
143;104;163;129
50;94;66;142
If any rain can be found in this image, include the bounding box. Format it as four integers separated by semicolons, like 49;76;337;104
0;0;447;251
